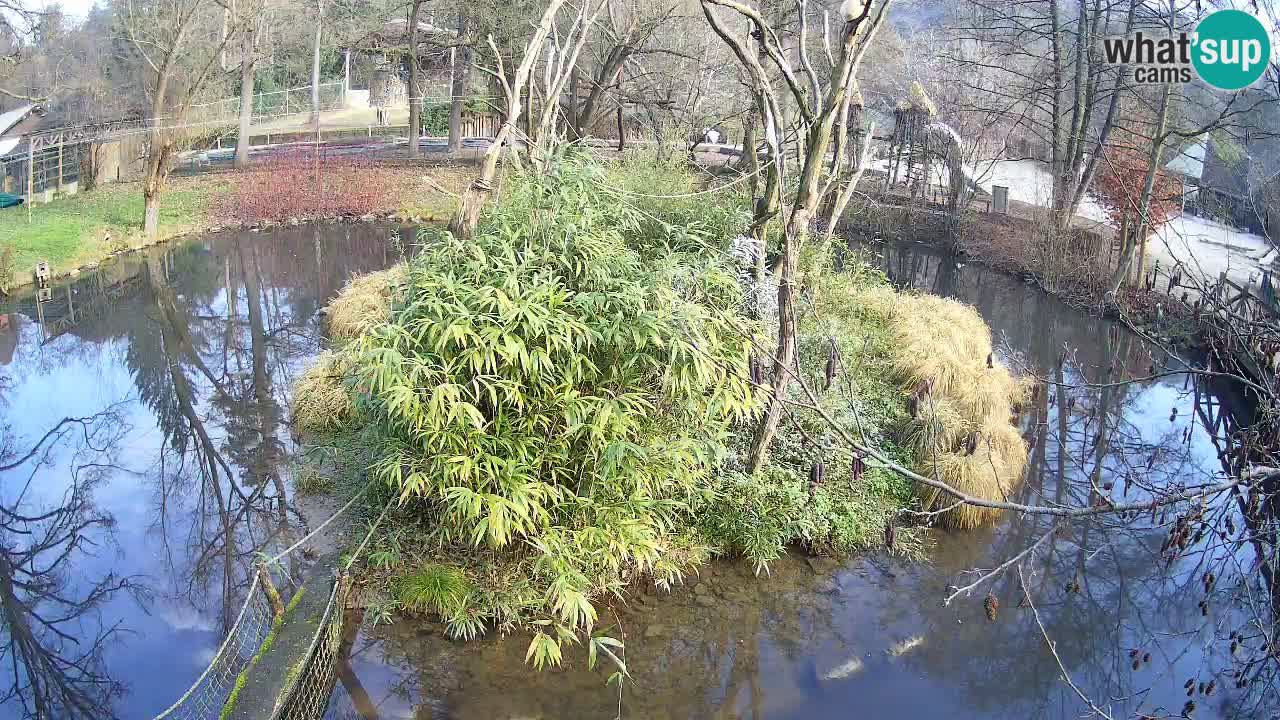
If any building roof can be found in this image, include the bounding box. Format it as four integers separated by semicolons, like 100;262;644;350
0;104;40;137
1166;140;1206;180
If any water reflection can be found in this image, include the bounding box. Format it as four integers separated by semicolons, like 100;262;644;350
0;224;408;719
320;239;1274;720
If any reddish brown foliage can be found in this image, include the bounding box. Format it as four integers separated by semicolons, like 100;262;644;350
221;147;408;224
1094;143;1182;232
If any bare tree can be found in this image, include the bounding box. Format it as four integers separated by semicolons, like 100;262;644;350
447;11;473;153
406;0;426;158
233;0;267;168
450;0;572;238
122;0;236;237
569;0;678;138
309;0;324;126
701;0;892;472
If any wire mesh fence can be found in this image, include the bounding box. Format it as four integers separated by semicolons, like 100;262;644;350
149;489;385;720
152;574;278;720
273;574;352;720
185;82;348;127
1;140;88;199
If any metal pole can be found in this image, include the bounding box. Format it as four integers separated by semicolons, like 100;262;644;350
344;48;351;94
26;141;33;224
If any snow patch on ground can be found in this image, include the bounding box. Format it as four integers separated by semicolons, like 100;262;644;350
1146;214;1272;286
870;156;1110;222
966;159;1110;222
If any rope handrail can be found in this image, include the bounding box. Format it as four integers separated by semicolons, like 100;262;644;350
151;573;264;720
150;479;389;720
265;480;376;565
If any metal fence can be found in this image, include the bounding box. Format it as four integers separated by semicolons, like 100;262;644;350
0;140;87;198
185;82;348;127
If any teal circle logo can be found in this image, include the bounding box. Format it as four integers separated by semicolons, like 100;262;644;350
1192;10;1272;91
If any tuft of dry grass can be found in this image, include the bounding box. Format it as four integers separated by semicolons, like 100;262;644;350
852;284;1029;530
899;396;968;458
291;350;356;431
326;265;405;340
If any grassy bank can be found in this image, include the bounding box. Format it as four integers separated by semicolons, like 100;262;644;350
290;155;1029;669
0;162;467;293
0;178;222;289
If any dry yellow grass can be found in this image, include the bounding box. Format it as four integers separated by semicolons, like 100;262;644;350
326;265;405;340
854;284;1030;529
899;396;968;458
291;350;356;431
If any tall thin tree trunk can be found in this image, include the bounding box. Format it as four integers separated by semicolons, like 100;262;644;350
234;21;257;169
144;85;172;238
407;0;424;158
447;14;471;153
616;105;625;150
450;0;568;239
1107;3;1175;296
309;0;323;127
1047;0;1067;233
741;108;759;197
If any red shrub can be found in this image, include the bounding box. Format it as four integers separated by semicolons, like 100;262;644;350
1094;143;1182;233
221;147;406;224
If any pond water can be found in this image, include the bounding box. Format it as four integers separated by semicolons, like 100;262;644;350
0;231;1273;720
0;224;411;719
317;239;1277;720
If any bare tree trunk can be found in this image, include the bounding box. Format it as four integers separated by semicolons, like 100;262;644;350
740;108;759;197
567;67;580;130
447;14;471;153
143;82;172;238
143;140;171;238
1108;98;1172;295
407;0;424;158
1047;0;1066;233
574;46;629;137
234;20;257;169
309;0;323;127
450;0;569;239
716;0;892;474
616;105;625;150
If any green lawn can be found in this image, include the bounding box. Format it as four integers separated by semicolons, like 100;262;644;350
0;165;464;292
0;179;225;288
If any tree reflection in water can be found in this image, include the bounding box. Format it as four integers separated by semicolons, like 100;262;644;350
0;409;141;719
0;223;409;717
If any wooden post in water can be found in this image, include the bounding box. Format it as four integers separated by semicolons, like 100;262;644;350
258;564;286;620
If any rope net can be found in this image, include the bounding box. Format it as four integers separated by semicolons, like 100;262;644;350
273;575;353;720
152;487;386;720
152;574;277;720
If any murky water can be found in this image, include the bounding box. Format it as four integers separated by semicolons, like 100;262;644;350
320;239;1277;720
0;224;410;719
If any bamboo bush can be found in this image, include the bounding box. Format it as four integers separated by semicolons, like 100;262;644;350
345;160;759;663
294;159;1029;671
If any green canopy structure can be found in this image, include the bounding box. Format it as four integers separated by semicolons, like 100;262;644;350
0;193;23;209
